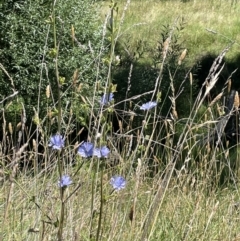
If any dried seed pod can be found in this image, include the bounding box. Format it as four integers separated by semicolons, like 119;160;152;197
234;91;239;109
189;72;193;86
209;92;223;107
227;79;231;94
16;122;22;130
46;85;50;98
162;37;170;58
32;139;37;152
8;122;13;135
178;49;187;65
72;69;79;87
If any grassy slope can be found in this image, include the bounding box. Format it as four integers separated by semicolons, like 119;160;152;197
101;0;240;65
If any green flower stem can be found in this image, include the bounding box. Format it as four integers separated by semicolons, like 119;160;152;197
89;176;95;239
52;1;64;240
108;6;114;89
52;3;62;133
96;171;104;241
57;188;65;241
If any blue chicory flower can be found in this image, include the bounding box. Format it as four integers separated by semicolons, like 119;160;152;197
78;142;94;158
49;134;64;150
140;101;157;111
100;93;114;105
100;146;110;157
93;146;110;158
58;175;72;188
110;176;126;191
93;148;101;158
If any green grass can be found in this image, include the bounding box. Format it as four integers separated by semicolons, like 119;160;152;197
2;170;240;240
100;0;240;65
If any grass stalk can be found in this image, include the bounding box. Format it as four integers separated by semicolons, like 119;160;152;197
96;171;104;241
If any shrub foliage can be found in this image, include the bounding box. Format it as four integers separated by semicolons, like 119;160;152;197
0;0;107;124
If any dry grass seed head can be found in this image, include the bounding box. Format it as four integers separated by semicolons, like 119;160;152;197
178;48;187;65
172;109;178;120
130;114;134;122
189;72;193;86
8;122;13;135
162;37;170;58
209;92;223;107
77;83;83;92
77;127;85;137
227;79;231;93
32;139;37;152
118;120;123;133
16;122;22;130
71;24;75;41
137;129;140;141
234;91;239;109
46;85;50;98
216;103;223;116
80;95;87;103
72;69;79;87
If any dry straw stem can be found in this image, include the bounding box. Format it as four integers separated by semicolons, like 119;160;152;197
0;91;18;105
71;24;75;44
4;142;28;224
203;201;219;236
141;162;175;240
0;63;15;89
182;197;201;240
